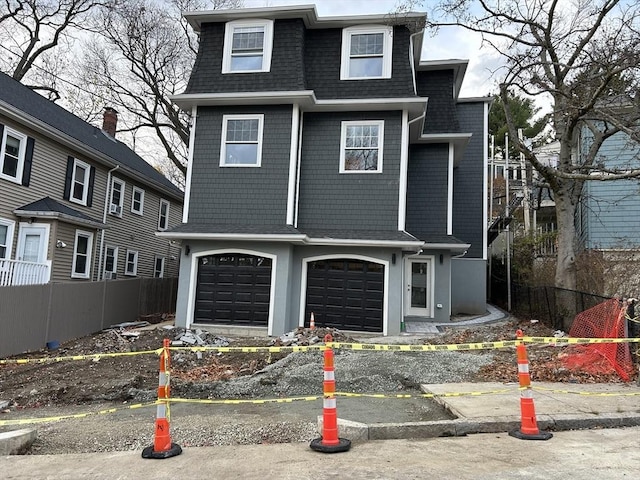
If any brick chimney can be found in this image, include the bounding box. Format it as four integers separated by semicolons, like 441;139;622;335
102;107;118;138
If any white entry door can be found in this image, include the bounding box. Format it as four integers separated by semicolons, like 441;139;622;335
16;224;49;263
405;257;433;317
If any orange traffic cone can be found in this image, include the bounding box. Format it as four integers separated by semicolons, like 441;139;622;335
142;339;182;458
509;330;553;441
310;335;351;453
309;312;316;330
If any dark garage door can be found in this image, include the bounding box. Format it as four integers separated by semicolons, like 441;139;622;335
195;254;272;326
305;259;384;332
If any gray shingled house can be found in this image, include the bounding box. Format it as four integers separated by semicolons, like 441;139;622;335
0;73;183;286
161;5;489;335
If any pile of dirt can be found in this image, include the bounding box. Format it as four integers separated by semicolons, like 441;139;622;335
428;319;636;384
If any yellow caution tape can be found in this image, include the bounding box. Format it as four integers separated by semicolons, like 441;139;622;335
328;341;520;351
334;388;516;399
0;402;158;426
169;396;321;405
532;386;640;397
0;349;163;365
523;336;640;345
170;345;328;354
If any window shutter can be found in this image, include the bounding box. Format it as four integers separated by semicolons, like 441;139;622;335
86;166;96;207
21;137;35;186
0;123;4;139
63;156;73;200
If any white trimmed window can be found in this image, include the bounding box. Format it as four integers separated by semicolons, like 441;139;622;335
70;158;90;206
104;245;118;279
109;177;125;217
340;26;393;80
131;187;145;215
0;218;15;259
125;249;138;276
158;199;170;231
222;19;274;73
72;230;94;279
340;120;384;173
154;256;165;278
0;126;27;184
220;115;264;167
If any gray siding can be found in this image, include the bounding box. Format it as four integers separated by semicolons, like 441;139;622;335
297;111;401;230
188;105;293;225
416;70;460;134
186;19;306;94
304;26;415;99
405;144;449;238
453;102;486;259
0;114;183;282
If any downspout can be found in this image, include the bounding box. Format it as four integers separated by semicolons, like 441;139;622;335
97;165;119;280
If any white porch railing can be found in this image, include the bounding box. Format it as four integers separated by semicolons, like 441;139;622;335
0;259;51;287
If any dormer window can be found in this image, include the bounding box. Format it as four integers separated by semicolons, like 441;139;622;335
340;26;393;80
222;19;274;73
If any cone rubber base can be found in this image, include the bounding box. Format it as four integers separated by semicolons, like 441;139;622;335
141;443;183;459
310;437;351;453
509;429;553;441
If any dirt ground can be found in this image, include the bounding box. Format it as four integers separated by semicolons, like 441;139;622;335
0;317;633;412
1;316;637;455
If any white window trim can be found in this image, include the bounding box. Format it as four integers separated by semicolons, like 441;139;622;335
104;245;118;277
154;255;165;278
69;158;91;206
110;177;125;217
220;114;264;167
71;229;94;279
222;19;274;74
0;217;15;259
339;120;384;173
0;126;27;184
340;25;393;80
131;186;145;215
158;199;170;231
125;249;138;276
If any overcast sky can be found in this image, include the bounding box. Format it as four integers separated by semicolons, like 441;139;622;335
242;0;503;97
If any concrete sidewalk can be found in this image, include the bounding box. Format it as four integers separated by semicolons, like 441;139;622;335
330;381;640;441
4;427;640;479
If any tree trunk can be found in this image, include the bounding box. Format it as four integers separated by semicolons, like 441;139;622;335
554;188;579;329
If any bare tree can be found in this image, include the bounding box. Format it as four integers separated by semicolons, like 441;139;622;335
420;0;640;306
0;0;115;98
79;0;241;186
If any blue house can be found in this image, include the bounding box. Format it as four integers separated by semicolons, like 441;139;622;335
577;129;640;251
160;5;490;335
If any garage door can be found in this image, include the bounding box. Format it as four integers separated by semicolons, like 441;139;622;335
305;259;384;332
195;254;272;326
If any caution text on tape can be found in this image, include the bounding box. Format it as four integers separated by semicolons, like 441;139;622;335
0;349;162;365
0;402;158;427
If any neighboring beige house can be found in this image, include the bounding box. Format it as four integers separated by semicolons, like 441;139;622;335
0;72;183;286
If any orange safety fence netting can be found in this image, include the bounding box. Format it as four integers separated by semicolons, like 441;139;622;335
560;298;634;381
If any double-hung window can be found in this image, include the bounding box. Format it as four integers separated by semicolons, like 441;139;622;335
220;115;264;167
0;219;14;259
341;26;393;80
70;158;90;206
104;245;118;279
72;230;94;279
125;249;138;276
154;256;165;278
110;178;125;217
158;199;170;231
0;127;27;184
222;19;274;73
340;120;384;173
131;187;145;215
